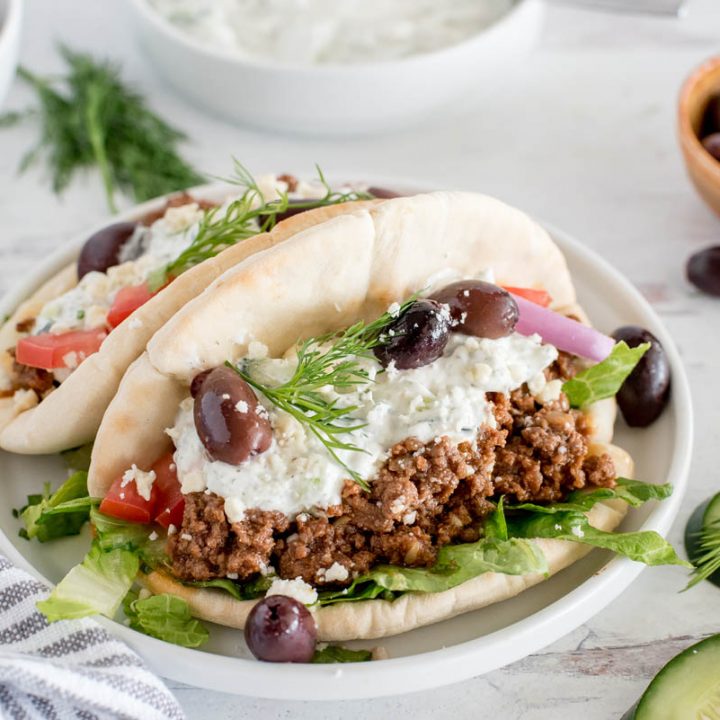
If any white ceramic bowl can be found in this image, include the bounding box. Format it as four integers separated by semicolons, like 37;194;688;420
0;180;692;700
0;0;22;110
126;0;544;136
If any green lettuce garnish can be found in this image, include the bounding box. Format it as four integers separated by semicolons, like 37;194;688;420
562;341;649;408
61;442;94;472
14;471;97;543
506;511;689;567
37;544;139;621
186;575;273;601
123;591;209;648
312;646;373;663
511;477;673;514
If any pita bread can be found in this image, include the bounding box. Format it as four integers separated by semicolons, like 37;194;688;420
0;199;377;454
87;190;634;639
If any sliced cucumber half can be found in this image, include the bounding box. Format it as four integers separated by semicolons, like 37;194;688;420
624;634;720;720
685;491;720;588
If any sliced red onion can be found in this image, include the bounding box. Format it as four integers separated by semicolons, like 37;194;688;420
512;294;615;362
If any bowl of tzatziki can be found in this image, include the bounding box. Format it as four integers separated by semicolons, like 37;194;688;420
126;0;544;135
0;0;22;110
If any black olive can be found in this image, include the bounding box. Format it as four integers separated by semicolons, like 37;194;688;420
77;222;137;279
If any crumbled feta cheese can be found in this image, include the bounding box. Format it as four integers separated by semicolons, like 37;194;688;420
402;511;417;525
12;389;38;412
62;352;79;370
235;400;249;413
323;562;349;583
387;302;401;317
266;577;318;606
180;533;193;541
536;379;563;404
148;531;159;541
571;525;585;538
389;496;407;514
120;464;157;501
248;340;269;359
167;524;177;535
226;572;239;580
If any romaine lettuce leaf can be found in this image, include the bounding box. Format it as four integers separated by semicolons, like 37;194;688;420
186;574;273;601
511;477;673;515
312;646;372;663
37;544;139;621
61;442;94;472
90;507;167;569
506;510;689;567
15;471;96;543
320;534;547;605
562;341;649;408
123;591;209;648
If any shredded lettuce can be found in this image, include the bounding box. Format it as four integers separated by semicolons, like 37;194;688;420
123;591;209;648
37;544;139;621
312;645;373;663
562;341;650;408
506;511;689;567
186;575;273;600
14;472;97;543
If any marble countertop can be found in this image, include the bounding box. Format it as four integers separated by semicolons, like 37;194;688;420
1;1;719;717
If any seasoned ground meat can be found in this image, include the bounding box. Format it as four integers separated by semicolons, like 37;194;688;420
7;349;55;398
169;374;617;586
169;494;288;581
15;318;35;334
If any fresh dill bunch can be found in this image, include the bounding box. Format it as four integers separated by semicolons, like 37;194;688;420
6;46;204;212
149;159;373;289
686;519;720;589
231;297;416;490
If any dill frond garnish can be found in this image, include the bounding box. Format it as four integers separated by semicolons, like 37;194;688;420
149;159;373;289
4;46;204;212
686;519;720;589
229;297;416;490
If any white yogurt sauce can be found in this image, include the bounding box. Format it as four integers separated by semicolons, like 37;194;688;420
147;0;516;65
169;331;558;522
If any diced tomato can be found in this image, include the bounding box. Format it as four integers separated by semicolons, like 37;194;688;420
15;328;107;370
107;282;156;328
502;286;552;307
152;452;185;529
99;470;160;524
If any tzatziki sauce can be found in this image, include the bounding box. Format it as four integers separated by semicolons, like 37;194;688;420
168;331;559;523
147;0;517;65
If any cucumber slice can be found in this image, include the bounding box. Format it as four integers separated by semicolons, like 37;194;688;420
624;635;720;719
685;491;720;587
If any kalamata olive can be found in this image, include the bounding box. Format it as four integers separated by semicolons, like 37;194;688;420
687;246;720;296
77;222;137;279
373;299;450;370
244;596;317;663
701;133;720;162
431;280;519;339
273;200;319;225
611;326;671;427
193;366;272;465
701;95;720;138
189;370;212;398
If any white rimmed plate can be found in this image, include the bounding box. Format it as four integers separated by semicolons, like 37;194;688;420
0;185;692;701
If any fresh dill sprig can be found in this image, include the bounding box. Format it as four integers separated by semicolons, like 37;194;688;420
230;298;416;490
686;520;720;589
149;159;373;289
6;46;204;212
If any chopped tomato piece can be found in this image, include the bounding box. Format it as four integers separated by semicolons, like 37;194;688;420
503;286;552;307
107;282;156;328
152;452;185;529
99;470;160;524
15;328;107;370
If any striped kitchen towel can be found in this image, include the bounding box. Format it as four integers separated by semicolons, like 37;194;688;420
0;554;185;720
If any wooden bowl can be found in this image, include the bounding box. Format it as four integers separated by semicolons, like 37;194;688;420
678;56;720;218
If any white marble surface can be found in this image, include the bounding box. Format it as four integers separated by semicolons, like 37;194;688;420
1;0;719;717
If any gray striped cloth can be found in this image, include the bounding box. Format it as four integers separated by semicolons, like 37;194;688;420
0;555;185;720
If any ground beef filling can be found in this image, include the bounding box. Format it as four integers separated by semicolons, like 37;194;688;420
169;364;617;587
1;348;55;399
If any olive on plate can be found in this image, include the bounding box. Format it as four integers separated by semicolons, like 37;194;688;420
687;246;720;297
431;280;519;339
611;326;670;427
373;299;450;370
77;222;137;279
193;366;272;464
245;596;317;663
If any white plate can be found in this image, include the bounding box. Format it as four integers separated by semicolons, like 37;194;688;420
0;187;692;701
